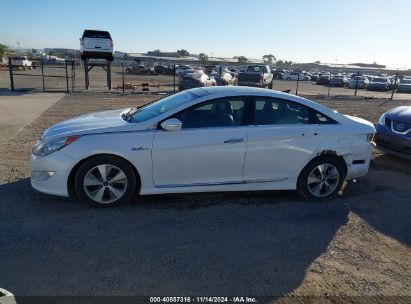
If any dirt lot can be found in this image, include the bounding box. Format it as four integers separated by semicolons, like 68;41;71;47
0;92;410;302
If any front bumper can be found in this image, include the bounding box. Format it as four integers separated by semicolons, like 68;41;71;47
375;124;411;159
30;151;77;197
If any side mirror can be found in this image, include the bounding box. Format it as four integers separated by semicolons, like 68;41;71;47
160;118;182;131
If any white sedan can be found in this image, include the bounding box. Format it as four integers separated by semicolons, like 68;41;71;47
30;87;375;207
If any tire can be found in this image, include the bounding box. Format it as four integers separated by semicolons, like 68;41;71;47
297;156;346;200
74;155;137;207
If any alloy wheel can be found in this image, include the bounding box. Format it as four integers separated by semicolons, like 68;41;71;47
83;164;128;204
307;163;340;198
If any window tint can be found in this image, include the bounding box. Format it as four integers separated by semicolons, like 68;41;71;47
254;98;309;125
174;98;246;128
254;98;337;125
83;30;111;39
313;111;337;124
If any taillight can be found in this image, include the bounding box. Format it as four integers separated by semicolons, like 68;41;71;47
109;39;113;47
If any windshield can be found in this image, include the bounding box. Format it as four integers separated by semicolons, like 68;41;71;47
130;91;196;123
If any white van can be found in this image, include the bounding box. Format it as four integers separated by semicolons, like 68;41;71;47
80;30;114;62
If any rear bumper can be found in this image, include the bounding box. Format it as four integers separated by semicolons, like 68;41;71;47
81;51;113;60
375;124;411;159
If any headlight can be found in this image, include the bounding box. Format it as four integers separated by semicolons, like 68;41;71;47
378;113;386;125
32;135;80;156
359;134;374;142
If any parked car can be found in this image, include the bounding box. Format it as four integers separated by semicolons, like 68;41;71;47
126;65;156;75
330;75;348;87
80;29;113;61
154;65;171;75
30;86;375;207
11;56;32;70
178;72;216;90
284;72;309;81
366;77;392;91
348;76;369;89
310;73;320;82
317;75;331;85
175;65;192;76
237;65;273;87
273;69;286;79
211;69;238;86
396;78;411;93
375;106;411;159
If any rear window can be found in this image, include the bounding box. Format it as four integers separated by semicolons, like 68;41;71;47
246;66;267;73
82;30;111;39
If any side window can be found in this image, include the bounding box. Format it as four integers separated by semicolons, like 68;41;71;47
173;98;246;129
254;98;310;125
312;111;338;125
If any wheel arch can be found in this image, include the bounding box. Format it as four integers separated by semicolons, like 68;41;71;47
67;153;142;198
303;150;348;180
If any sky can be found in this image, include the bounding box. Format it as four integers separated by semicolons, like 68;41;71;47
1;0;410;68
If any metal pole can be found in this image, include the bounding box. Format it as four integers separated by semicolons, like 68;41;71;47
84;59;89;90
121;62;125;93
296;72;300;95
173;64;176;93
41;59;45;92
354;71;359;97
327;73;331;97
71;60;75;92
8;57;14;92
106;62;112;90
390;72;399;101
65;60;69;93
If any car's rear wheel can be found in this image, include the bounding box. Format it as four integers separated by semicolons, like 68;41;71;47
75;155;137;207
297;156;345;200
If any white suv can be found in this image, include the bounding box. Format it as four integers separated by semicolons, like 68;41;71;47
80;30;114;62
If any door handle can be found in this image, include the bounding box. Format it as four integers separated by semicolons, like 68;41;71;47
224;138;245;143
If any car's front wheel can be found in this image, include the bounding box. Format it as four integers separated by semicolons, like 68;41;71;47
297;156;345;200
74;155;137;207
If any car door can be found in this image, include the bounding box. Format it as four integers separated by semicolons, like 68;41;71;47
243;97;324;182
152;96;251;187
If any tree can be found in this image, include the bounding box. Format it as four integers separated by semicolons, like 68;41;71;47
177;49;190;57
0;44;10;59
262;54;276;64
198;53;208;64
236;56;248;64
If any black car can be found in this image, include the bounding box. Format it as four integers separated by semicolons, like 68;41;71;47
317;75;331;85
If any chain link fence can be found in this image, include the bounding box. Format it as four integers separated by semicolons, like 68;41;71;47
4;56;411;101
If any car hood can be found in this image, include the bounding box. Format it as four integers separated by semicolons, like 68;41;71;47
385;106;411;124
42;108;135;140
344;115;376;132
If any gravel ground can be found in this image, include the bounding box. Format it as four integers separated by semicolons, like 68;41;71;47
0;92;410;302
